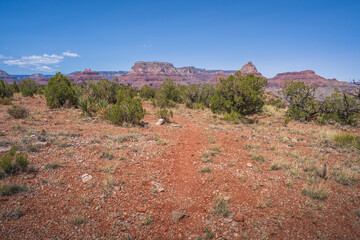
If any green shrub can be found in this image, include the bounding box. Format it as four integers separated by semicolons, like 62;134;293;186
7;105;29;119
0;97;12;105
9;146;18;156
116;88;136;103
15;154;29;170
322;89;359;125
45;73;78;108
108;97;146;125
78;97;93;116
89;79;117;104
182;84;215;109
157;108;173;123
0;79;13;98
0;184;28;196
281;81;321;121
0;155;13;174
12;80;20;93
19;78;38;97
140;85;156;100
210;72;267;117
302;185;329;200
155;79;181;108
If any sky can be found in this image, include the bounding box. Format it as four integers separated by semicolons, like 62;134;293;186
0;0;359;81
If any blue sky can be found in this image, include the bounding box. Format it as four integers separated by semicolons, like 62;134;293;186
0;0;359;81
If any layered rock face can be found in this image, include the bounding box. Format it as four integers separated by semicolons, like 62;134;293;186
29;74;49;85
268;70;348;88
120;62;213;87
239;61;264;77
68;69;104;83
0;70;16;83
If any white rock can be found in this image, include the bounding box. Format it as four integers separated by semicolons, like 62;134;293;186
81;174;93;183
246;163;253;168
156;119;165;126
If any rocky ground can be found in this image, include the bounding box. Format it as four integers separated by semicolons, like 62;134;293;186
0;94;360;239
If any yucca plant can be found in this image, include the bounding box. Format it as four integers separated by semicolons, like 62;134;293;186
78;97;92;116
96;99;109;118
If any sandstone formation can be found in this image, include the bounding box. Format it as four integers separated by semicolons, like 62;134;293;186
29;73;49;85
239;61;264;77
68;69;104;84
268;70;348;88
98;71;128;81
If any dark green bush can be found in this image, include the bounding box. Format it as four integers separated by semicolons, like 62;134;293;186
12;80;20;93
210;72;267;117
108;97;146;125
155;79;181;108
116;88;136;103
19;78;38;97
89;79;117;104
182;84;215;109
322;89;359;125
281;81;321;121
0;79;13;98
7;105;29;119
45;72;78;108
140;85;156;100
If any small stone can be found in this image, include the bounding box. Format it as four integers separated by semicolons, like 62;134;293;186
123;233;132;239
233;213;245;222
205;220;212;225
34;141;48;147
136;206;147;213
171;210;189;223
291;138;298;144
156;119;165;125
81;174;92;183
246;163;253;168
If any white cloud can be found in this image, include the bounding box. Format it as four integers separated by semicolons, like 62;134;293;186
0;54;12;59
62;51;79;57
3;51;79;72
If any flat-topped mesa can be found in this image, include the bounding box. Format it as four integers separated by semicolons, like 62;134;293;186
268;70;349;88
129;62;179;75
239;61;264;77
69;68;104;83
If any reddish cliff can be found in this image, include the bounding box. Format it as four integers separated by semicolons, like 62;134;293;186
69;69;104;83
240;61;264;77
268;70;348;88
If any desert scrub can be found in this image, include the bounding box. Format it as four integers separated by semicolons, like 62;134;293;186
0;184;28;196
19;78;38;97
100;151;114;160
302;185;329;200
249;154;265;162
70;215;87;225
45;163;62;170
201;166;211;173
213;196;229;217
0;152;29;174
45;72;78;108
0;97;12;105
270;160;288;170
332;169;356;186
7;105;29;119
334;133;360;150
108;97;146;125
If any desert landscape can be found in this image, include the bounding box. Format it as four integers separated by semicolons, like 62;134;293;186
1;1;360;239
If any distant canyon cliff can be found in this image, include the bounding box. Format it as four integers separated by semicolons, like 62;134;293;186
1;62;350;94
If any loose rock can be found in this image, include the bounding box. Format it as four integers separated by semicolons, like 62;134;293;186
171;210;189;223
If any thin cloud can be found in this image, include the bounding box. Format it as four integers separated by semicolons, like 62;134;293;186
62;51;79;57
0;54;13;59
3;52;79;72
